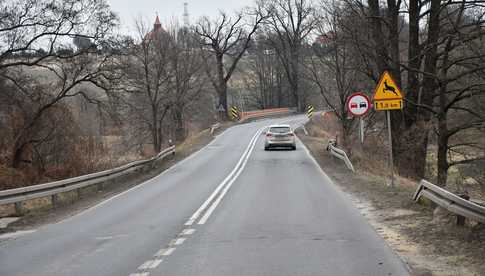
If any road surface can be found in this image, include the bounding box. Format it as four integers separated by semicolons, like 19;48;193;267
0;115;409;276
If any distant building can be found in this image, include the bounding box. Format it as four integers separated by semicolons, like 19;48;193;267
313;32;335;46
143;16;170;44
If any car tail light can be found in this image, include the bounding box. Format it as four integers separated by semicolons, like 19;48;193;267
266;133;272;137
287;133;294;136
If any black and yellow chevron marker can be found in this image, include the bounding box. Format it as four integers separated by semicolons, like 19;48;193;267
307;105;315;118
229;106;240;121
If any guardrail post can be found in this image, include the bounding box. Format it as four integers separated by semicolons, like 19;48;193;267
51;194;60;208
96;182;103;193
457;194;470;226
15;202;25;216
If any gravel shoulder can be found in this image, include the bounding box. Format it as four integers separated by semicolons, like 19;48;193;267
297;130;485;276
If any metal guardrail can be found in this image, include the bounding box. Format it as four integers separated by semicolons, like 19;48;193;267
210;123;221;134
326;140;355;172
0;146;175;210
414;179;485;224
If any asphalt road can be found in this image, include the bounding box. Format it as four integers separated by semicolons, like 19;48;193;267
0;115;410;276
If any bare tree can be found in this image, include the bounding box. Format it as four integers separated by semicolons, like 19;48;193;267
306;0;365;149
0;0;117;69
114;18;173;153
1;53;117;168
195;10;266;119
426;3;485;186
0;0;118;169
167;24;208;142
244;33;289;109
261;0;317;111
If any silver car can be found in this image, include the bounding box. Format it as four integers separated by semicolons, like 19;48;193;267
264;124;296;150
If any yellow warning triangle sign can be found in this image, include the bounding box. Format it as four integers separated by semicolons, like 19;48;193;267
373;71;403;100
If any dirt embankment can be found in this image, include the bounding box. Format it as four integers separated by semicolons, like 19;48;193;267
0;122;232;235
298;115;485;276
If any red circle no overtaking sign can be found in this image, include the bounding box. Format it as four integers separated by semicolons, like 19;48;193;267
347;93;371;117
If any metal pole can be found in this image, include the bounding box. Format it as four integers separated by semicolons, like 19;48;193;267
387;111;394;187
359;118;364;144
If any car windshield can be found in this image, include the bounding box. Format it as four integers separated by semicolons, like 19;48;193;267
269;127;290;133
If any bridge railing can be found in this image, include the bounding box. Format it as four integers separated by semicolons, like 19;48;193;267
239;107;295;122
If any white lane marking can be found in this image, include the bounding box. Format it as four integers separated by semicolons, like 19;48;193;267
154;247;176;257
138;261;152;270
95;234;128;240
130;273;149;276
66;116;300;225
198;128;263;225
63;125;234;224
185;128;264;226
162;247;176;256
138;259;163;270
173;238;186;245
0;230;36;240
180;228;195;235
127;118;304;276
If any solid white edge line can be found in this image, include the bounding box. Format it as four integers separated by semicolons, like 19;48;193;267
197;128;263;225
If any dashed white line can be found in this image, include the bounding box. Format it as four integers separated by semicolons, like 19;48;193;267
173;238;186;245
130;272;149;276
138;259;163;270
154;247;176;258
180;228;196;235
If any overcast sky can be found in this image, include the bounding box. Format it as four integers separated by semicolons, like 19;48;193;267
107;0;256;34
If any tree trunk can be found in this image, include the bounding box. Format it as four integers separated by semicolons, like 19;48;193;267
392;0;428;179
437;115;449;187
214;54;229;120
420;0;441;119
406;0;421;126
12;143;26;168
173;105;186;142
290;62;300;110
368;0;390;74
151;104;162;153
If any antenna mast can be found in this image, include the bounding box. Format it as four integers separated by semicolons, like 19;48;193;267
183;2;189;26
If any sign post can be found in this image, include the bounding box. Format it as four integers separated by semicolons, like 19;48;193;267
217;104;226;121
372;71;404;187
386;111;394;187
359;118;365;144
